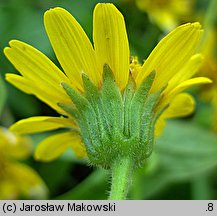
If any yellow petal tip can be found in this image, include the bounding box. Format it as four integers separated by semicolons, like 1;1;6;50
5;73;15;83
45;7;66;15
181;22;201;29
44;7;62;18
3;47;10;56
34;153;40;161
96;3;114;7
34;149;48;162
8;39;22;48
205;78;213;84
95;3;119;14
191;22;202;29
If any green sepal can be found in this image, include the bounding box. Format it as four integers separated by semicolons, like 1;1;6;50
61;82;102;155
136;85;166;164
81;73;113;166
61;82;90;112
82;73;111;138
101;64;123;139
123;75;136;137
57;102;80;120
140;84;167;140
81;73;99;103
130;70;156;138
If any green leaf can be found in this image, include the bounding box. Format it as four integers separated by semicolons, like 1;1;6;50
156;120;217;180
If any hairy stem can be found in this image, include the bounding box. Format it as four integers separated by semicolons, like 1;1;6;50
109;157;134;200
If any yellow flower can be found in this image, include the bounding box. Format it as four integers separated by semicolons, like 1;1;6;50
135;0;195;31
5;3;211;163
0;127;47;199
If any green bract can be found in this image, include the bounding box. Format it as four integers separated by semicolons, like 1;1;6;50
60;64;166;168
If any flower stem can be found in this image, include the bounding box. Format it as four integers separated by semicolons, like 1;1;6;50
109;157;134;200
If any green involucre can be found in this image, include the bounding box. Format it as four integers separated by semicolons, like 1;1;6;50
60;64;166;169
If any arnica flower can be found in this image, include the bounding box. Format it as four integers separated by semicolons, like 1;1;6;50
4;3;211;199
0;127;47;199
135;0;194;32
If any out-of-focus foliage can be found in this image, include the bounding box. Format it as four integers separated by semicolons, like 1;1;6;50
0;0;216;200
0;75;6;117
135;0;195;32
199;28;217;131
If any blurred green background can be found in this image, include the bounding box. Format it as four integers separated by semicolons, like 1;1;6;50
0;0;217;200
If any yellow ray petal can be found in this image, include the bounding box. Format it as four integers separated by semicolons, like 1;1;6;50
4;40;70;87
93;3;130;90
6;162;48;199
136;23;203;91
154;117;166;137
0;179;18;199
44;7;100;90
34;132;86;162
4;40;73;113
150;10;177;32
7;136;32;160
165;54;204;93
169;77;212;97
158;77;212;110
155;93;195;137
5;74;32;93
0;127;31;159
10;116;77;135
6;74;68;114
163;93;195;118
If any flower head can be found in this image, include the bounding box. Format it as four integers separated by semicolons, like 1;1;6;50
5;4;211;168
135;0;194;31
0;127;47;199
